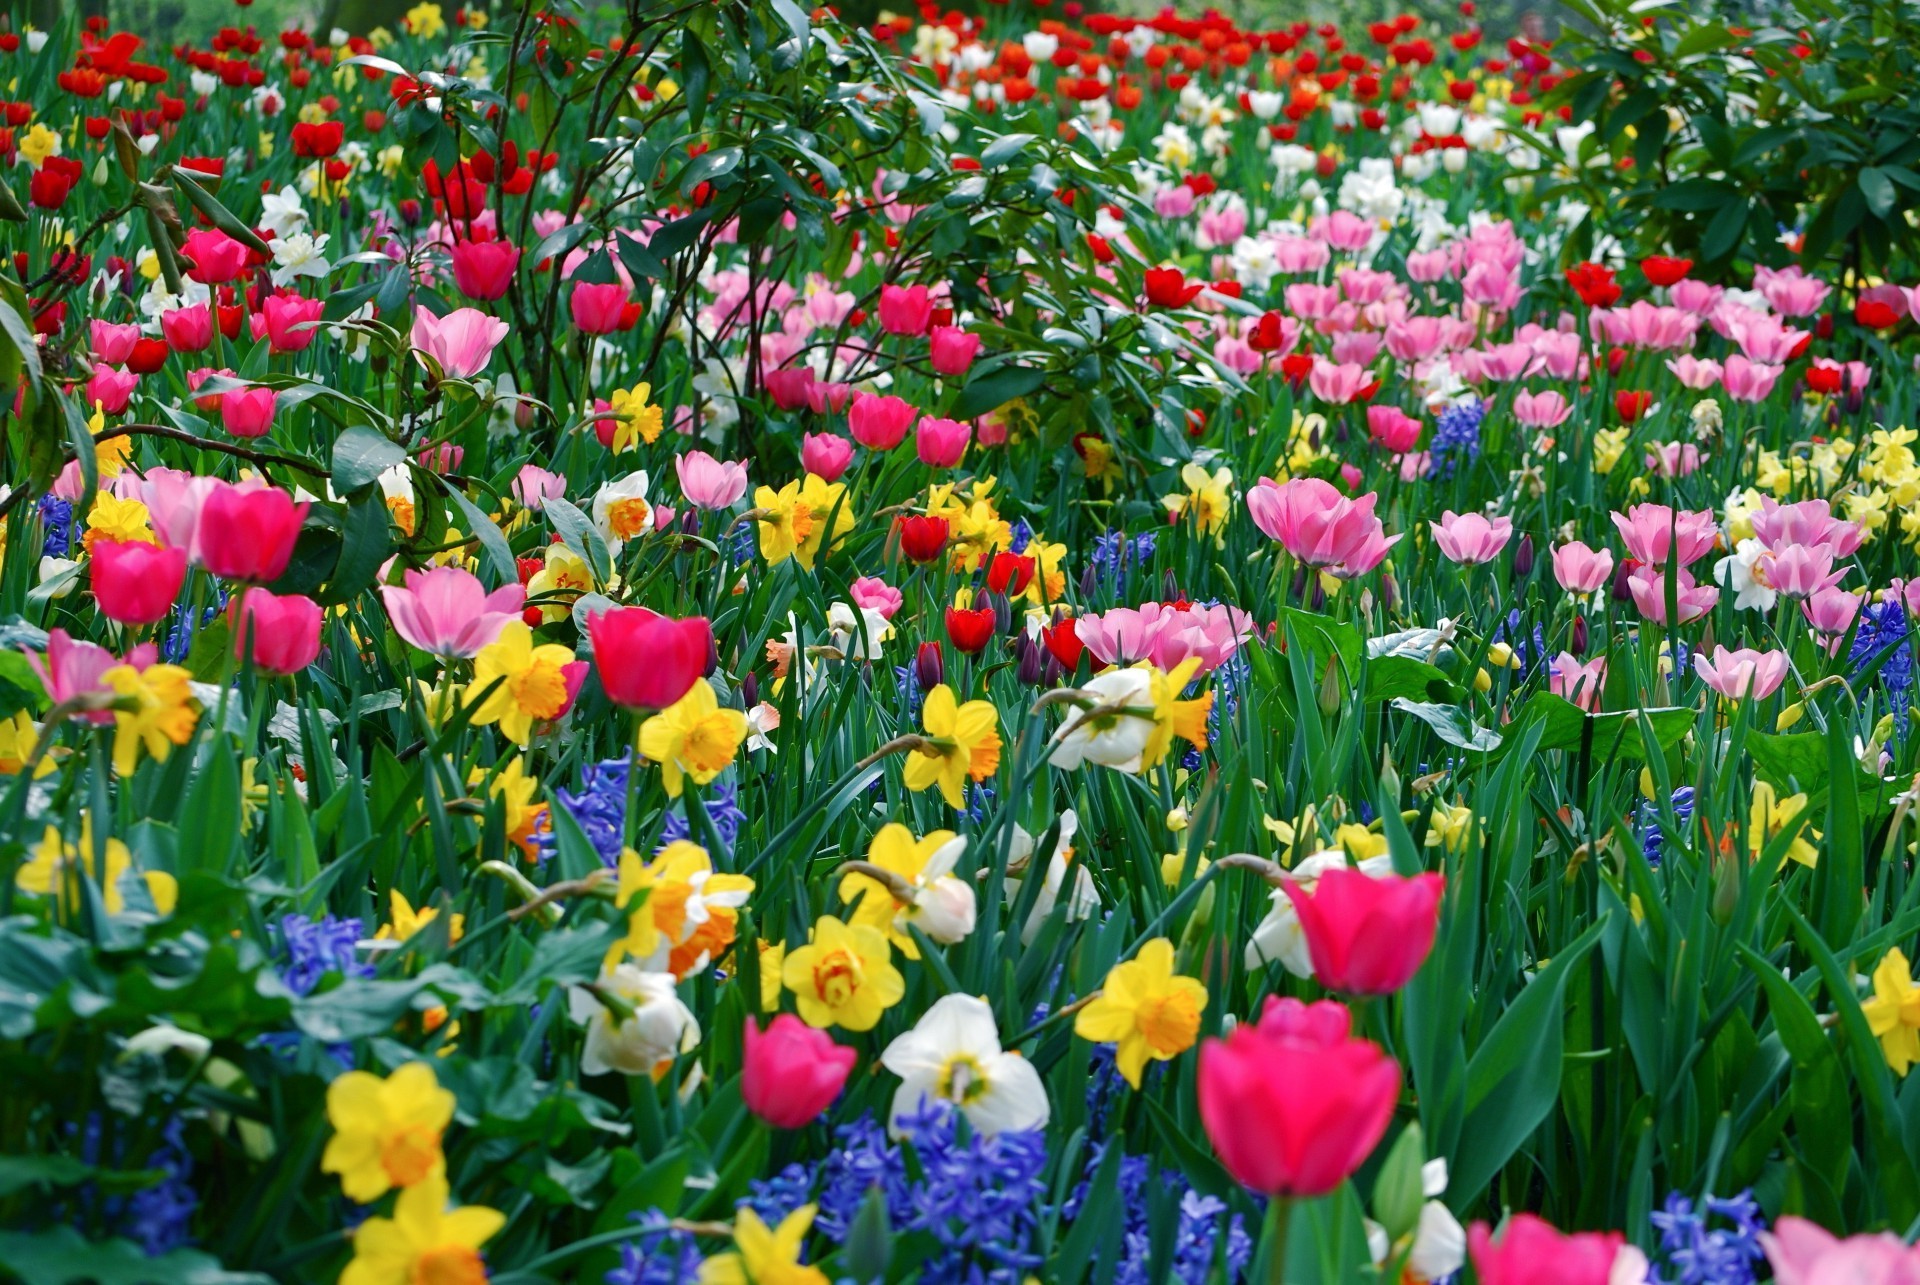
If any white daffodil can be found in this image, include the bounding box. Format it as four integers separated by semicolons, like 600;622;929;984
1047;668;1154;772
269;231;331;287
591;470;653;556
880;994;1049;1138
258;186;308;240
1713;538;1777;613
1006;810;1099;944
568;964;699;1077
1365;1159;1467;1284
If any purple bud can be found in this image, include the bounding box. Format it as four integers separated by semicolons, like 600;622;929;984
915;641;944;691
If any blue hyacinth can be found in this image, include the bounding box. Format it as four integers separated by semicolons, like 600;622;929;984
273;913;372;997
1091;529;1156;587
604;1212;704;1285
38;495;75;558
1637;786;1696;868
1008;518;1034;555
1427;397;1485;479
658;778;748;852
1646;1188;1766;1285
1849;597;1913;734
555;757;636;865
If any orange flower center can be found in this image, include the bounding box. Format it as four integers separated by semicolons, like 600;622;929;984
379;1122;442;1188
510;659;570;721
412;1244;488;1285
605;497;652;540
812;946;862;1009
1135;991;1202;1058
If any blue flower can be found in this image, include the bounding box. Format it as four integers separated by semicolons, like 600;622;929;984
1637;787;1695;868
37;495;74;559
1849;598;1913;733
1427;398;1485;479
1646;1188;1765;1285
1008;519;1034;555
124;1118;197;1256
273;914;371;997
604;1211;703;1285
555;757;636;866
658;778;748;852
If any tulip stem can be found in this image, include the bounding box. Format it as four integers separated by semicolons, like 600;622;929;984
1261;1196;1294;1285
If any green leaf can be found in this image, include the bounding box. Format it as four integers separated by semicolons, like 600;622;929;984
542;496;612;588
951;363;1046;419
1860;166;1897;219
0;1227;272;1284
1390;699;1502;753
444;484;518;587
332;425;407;495
1701;197;1750;262
325;491;392;605
980;133;1038;168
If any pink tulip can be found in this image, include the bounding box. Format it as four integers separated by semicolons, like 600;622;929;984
1665;355;1722;390
1282;867;1443;995
260;294;325;353
1758;269;1831;318
1645;442;1702;478
915;416;971;469
27;630;149;724
411;307;511;379
91;540;187;627
801;432;854;482
1468;1214;1648;1285
1430;510;1512;565
512;465;566;513
195;480;309;584
877;284;933;335
1307;359;1374;405
1694;645;1788;701
569;281;629;334
1611;504;1718;568
450;238;520;300
1751;498;1862;557
1764;1215;1920;1285
1723;309;1807;363
1626;566;1719;625
850;576;902;620
1670;279;1723;314
1552;541;1615;595
804;380;855;416
181;228;250;284
90;320;141;366
763;365;816;411
675;450;750;510
928;326;982;376
1512;389;1572;428
1384;316;1446;361
1764;543;1845;599
1366;405;1422;453
1721;353;1784;403
1550;653;1606;711
1246;477;1401;577
159;304;214;353
1197;997;1399;1196
380;566;525;659
229;588;323;675
141;471;217;557
586;607;710;710
848;392;916;451
220;386;277;439
1804;587;1864;652
87;363;138;415
742;1015;857;1129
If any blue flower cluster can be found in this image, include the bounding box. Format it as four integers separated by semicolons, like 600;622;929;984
1849;597;1913;734
1090;529;1157;588
894;659;926;719
161;591;228;666
1426;397;1485;479
604;1212;704;1285
1646;1189;1766;1285
273;913;372;996
38;495;74;558
1008;518;1034;555
1114;1154;1252;1285
658;778;748;852
68;1115;197;1258
1637;787;1696;868
554;757;635;865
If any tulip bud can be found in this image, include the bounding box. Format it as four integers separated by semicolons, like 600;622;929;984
741;671;759;709
1570;613;1588;656
987;590;1013;636
1079;561;1100;598
1511;533;1534;579
1611;558;1636;602
914;641;944;691
1015;633;1045;686
1709;848;1739;926
1318;655;1342;717
1163;569;1180;602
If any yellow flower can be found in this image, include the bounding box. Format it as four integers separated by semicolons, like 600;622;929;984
525;544;598;623
902;684;1001;809
16;818;172;916
322;1061;457;1202
339;1170;503;1285
18;123;61;169
471;757;548;860
1425;804;1476;853
1074;938;1207;1088
1750;780;1819;868
758;940;785;1012
605;382;665;453
403;1;446;39
781;914;905;1031
88;401;133;477
1161;462;1233;544
84;493;158;553
1863;949;1920;1077
1592;425;1629;475
1334;823;1387;861
640;682;747;798
606;840;754;977
838;823;966;959
0;712;53;777
755;475;852;570
470;621;581;745
375;890;464;945
698;1203;829;1285
1138;658;1211;772
100;662;198;777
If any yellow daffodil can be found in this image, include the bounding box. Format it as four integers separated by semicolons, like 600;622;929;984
16;817;172;916
525;544;599;623
781;914;904;1032
640;682;747;798
0;712;53;777
838;823;970;958
322;1061;457;1201
755;475;852;570
1591;425;1629;475
403;1;446;39
1073;938;1207;1088
18;123;61;169
606;840;754;978
698;1203;829;1285
604;382;664;453
1863;948;1920;1077
1750;780;1819;868
470;622;582;745
84;493;158;553
375;889;464;945
1138;658;1211;772
100;662;198;777
758;940;785;1012
902;684;1001;809
1425;804;1476;853
339;1170;503;1285
1161;462;1233;545
472;756;547;860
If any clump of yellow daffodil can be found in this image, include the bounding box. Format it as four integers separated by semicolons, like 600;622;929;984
322;1061;456;1202
781;914;904;1031
1074;937;1207;1088
640;681;747;797
903;683;1001;809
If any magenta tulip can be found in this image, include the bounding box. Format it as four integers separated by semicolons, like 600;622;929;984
585;606;710;710
742;1015;857;1129
1468;1214;1647;1285
229;588;323;675
1282;867;1444;995
92;540;188;627
449;238;520;301
195;480;309;585
569;281;629;334
220;386;277;439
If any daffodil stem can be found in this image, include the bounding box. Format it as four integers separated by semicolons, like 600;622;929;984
853;734;936;771
1262;1196;1294;1285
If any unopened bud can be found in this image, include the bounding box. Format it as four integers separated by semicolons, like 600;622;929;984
915;641;944;691
1511;533;1534;578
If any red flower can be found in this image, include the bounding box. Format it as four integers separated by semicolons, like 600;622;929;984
1564;261;1621;308
585;607;711;710
1041;616;1084;672
986;551;1035;596
945;605;996;654
290;119;344;158
1856;298;1903;330
1143;266;1204;309
1247;310;1289;352
896;515;949;564
1614;389;1653;423
1281;868;1444;994
1639;255;1692;287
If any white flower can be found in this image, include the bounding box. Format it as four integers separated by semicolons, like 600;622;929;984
880;994;1049;1137
190;70;219;97
1006;810;1099;944
1365;1159;1467;1284
1713;538;1777;613
1021;32;1059;63
1337;156;1402;224
591;470;653;556
1245;850;1395;974
26;29;50;54
745;702;781;753
1245;90;1283;120
38;556;81;597
258;186;308;239
1047;668;1155;772
269;231;331;287
1417;102;1462;137
1270;143;1318;181
568;964;700;1077
827;601;892;662
376;462;414;507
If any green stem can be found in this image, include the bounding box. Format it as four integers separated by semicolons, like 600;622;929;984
1262;1195;1295;1285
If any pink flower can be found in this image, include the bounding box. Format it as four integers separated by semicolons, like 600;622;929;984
1246;477;1400;577
141;472;217;556
381;566;525;659
1611;503;1718;567
1282;868;1444;995
1763;1215;1920;1285
90;320;140;365
195;479;310;584
1431;510;1512;565
512;465;567;512
259;293;325;353
1552;541;1615;595
1694;645;1788;701
850;576;903;620
1665;355;1722;389
1385;316;1447;361
1312;210;1375;252
763;365;816;411
1670;279;1723;314
1627;565;1719;625
220;386;277;439
1721;353;1783;403
801;432;854;481
1512;389;1572;428
1764;542;1845;599
87;363;138;415
1468;1214;1648;1285
1723;309;1807;363
915;416;971;469
1366;405;1422;453
27;629;146;724
848;392;916;451
1198;997;1400;1196
586;607;711;710
1307;359;1374;405
91;541;187;627
229;588;324;676
1757;268;1830;318
742;1015;857;1129
569;281;629;334
1645;442;1702;478
1751;498;1863;557
1803;587;1864;652
929;326;982;376
877;283;933;335
805;380;855;416
1550;653;1606;710
449;238;520;301
181;228;250;284
411;306;511;379
160;304;214;353
675;450;750;511
1404;249;1451;282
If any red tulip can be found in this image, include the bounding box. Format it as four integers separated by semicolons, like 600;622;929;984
1041;617;1084;672
1282;867;1443;994
1197;997;1399;1196
741;1015;856;1128
1468;1213;1645;1285
229;588;323;675
196;481;308;584
1144;266;1205;309
92;539;187;626
896;515;949;564
449;238;520;301
945;605;996;654
1639;255;1692;287
1613;389;1653;423
585;606;710;710
986;551;1035;596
